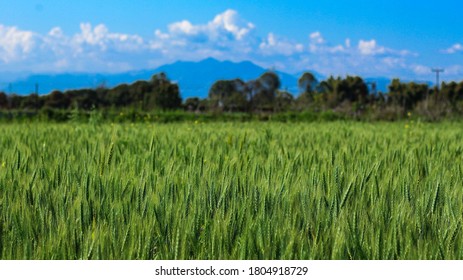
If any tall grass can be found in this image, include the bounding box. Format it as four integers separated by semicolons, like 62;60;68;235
0;121;462;259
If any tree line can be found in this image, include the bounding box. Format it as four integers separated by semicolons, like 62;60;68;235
1;71;463;121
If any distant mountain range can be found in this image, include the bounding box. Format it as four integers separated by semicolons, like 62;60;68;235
154;58;302;98
1;58;303;98
0;58;416;98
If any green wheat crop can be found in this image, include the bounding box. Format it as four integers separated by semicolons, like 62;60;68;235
0;121;462;259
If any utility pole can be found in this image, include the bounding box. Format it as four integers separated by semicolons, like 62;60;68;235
427;68;444;111
35;83;39;95
431;68;444;90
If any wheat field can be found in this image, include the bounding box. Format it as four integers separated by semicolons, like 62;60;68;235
0;121;462;259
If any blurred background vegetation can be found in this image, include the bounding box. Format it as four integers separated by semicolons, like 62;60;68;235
1;71;463;122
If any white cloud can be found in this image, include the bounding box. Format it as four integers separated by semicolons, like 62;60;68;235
169;20;197;36
48;27;64;38
73;23;144;52
308;32;325;52
149;9;257;62
259;33;303;56
164;9;254;41
0;10;459;81
357;39;415;58
445;65;463;76
3;23;151;73
443;43;463;54
307;31;345;54
0;25;37;62
411;64;431;75
309;32;325;44
293;35;418;78
29;23;148;73
345;38;351;48
210;9;254;40
358;40;385;56
410;64;463;81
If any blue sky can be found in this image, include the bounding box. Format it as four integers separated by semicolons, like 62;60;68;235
0;0;462;81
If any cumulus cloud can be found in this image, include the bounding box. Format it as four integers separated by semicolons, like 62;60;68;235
151;9;256;60
443;43;463;54
357;39;413;57
291;34;420;78
411;64;431;75
358;40;385;56
0;25;37;63
73;23;144;52
0;23;152;73
210;9;255;40
307;31;345;54
259;33;303;56
0;9;458;81
444;65;463;75
309;32;325;44
410;64;463;80
48;27;64;38
157;9;254;43
345;38;351;48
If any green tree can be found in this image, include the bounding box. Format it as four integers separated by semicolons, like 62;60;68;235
298;72;318;94
275;90;294;112
248;72;280;111
8;94;24;109
318;76;368;108
106;84;132;108
440;81;463;103
184;97;201;111
388;79;428;110
296;72;319;110
0;92;7;109
319;76;341;108
208;79;247;112
21;93;42;110
129;80;152;110
67;89;100;110
44;91;70;109
147;73;182;110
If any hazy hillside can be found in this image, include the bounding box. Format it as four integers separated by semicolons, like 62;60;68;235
1;58;421;97
1;58;300;98
155;58;300;98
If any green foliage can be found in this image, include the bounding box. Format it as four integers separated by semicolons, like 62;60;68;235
148;74;182;110
183;97;201;112
318;76;369;108
249;72;280;111
274;90;294;112
388;79;428;110
0;92;7;109
208;79;247;112
3;70;463;121
298;72;318;94
1;122;463;259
